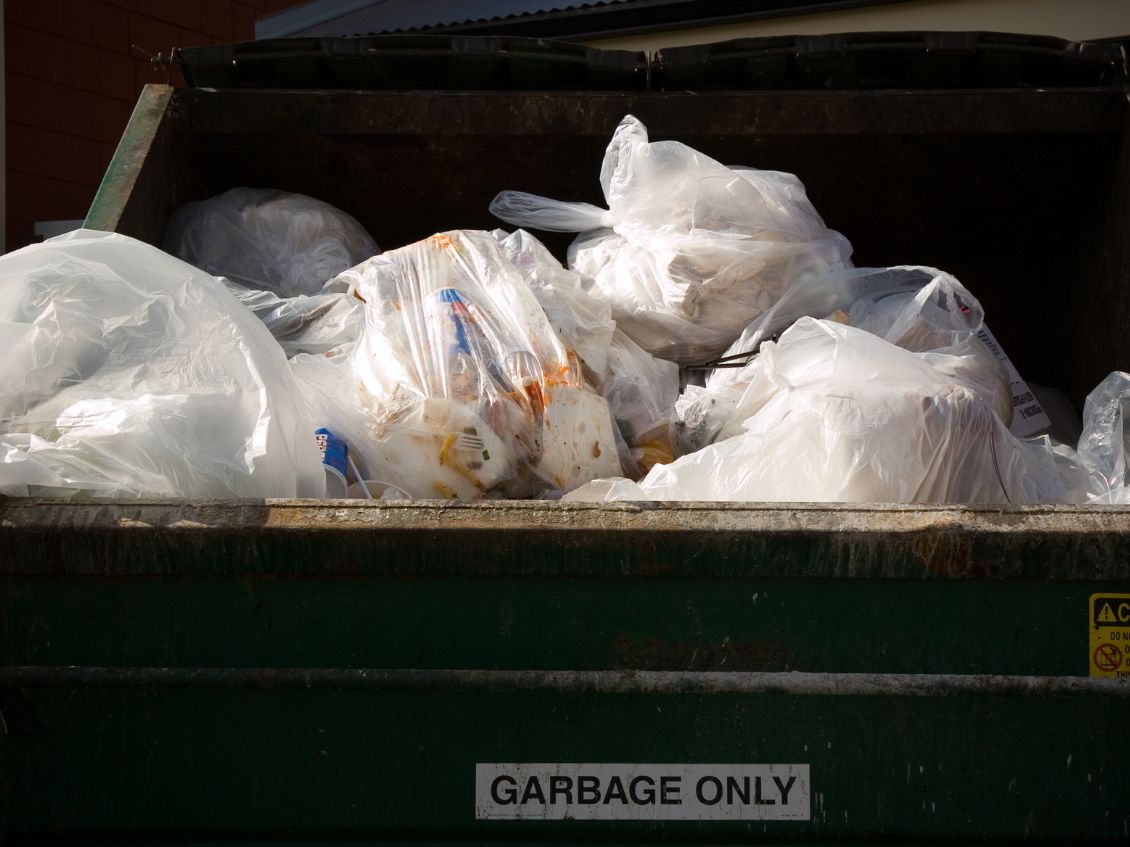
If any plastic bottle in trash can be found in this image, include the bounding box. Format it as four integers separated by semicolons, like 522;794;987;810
426;288;486;403
315;426;349;496
429;287;545;446
431;287;543;400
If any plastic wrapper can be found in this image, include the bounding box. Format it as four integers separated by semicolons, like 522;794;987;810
164;187;378;297
0;230;325;498
225;282;363;358
493;228;680;476
308;230;623;499
491;114;852;364
568;318;1082;505
677;266;1011;451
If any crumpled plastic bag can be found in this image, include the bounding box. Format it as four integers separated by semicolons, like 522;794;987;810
0;229;325;498
567;318;1083;505
677;266;1011;452
493;228;681;476
164;187;378;297
1076;371;1130;503
300;230;623;499
491;114;852;364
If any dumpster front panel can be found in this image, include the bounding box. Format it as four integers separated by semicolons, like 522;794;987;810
1;501;1129;840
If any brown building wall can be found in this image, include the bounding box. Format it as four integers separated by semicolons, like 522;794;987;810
4;0;305;250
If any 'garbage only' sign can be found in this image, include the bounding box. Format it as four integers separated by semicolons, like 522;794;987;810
475;763;810;821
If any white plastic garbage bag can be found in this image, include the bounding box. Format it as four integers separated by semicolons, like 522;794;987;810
493;228;681;476
677;266;1011;451
308;230;623;499
491;114;852;364
164;187;378;297
0;230;325;498
567;318;1081;505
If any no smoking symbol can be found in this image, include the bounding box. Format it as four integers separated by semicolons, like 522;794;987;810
1094;642;1124;672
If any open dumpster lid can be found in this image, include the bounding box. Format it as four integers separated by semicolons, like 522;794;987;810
175;31;1127;91
175;34;647;90
653;31;1128;89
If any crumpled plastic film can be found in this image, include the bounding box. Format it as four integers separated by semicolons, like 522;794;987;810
0;230;325;498
224;282;364;358
165;187;378;297
315;230;623;499
491;114;852;364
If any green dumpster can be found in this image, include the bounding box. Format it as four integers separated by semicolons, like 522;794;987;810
1;32;1129;844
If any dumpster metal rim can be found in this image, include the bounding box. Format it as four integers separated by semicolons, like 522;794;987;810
5;496;1130;537
3;667;1127;697
6;496;1130;525
5;498;1130;581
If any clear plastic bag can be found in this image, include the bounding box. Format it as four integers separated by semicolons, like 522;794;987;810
678;266;1011;451
493;228;680;477
605;329;680;474
568;318;1080;505
493;228;616;385
164;187;378;297
0;230;325;498
491;114;852;364
314;230;623;499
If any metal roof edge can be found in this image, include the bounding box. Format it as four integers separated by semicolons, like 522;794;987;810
280;0;913;40
424;0;913;41
256;0;381;39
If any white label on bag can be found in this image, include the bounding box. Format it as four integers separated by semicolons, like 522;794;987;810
976;324;1052;438
475;763;810;821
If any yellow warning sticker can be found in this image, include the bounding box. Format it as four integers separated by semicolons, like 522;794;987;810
1089;593;1130;678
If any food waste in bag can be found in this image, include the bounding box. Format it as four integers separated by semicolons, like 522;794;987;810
493;228;680;476
293;230;624;499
